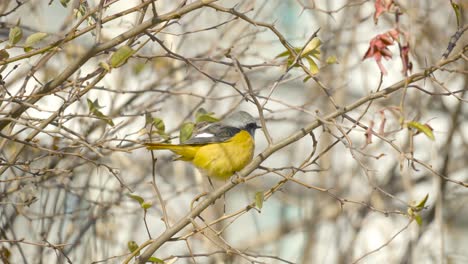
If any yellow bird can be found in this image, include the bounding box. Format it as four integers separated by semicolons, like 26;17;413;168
144;111;260;180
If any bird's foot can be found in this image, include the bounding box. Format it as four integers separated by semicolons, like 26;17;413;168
230;172;245;184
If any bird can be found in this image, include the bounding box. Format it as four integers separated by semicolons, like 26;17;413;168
144;111;260;180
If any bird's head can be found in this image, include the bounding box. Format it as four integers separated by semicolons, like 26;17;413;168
223;111;261;137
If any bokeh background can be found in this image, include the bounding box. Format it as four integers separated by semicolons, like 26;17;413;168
0;0;467;263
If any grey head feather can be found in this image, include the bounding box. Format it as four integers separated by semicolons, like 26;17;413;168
222;111;256;128
222;111;259;137
182;111;260;145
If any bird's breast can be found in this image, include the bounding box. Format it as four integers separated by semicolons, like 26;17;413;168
193;130;255;180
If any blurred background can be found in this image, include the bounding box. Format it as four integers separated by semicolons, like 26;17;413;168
0;0;467;263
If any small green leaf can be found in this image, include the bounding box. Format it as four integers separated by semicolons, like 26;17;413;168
145;112;153;126
407;207;414;217
105;118;115;127
110;45;134;68
414;214;423;226
141;201;153;209
0;247;11;260
87;98;104;110
127;241;140;255
407;121;435;141
60;0;71;7
195;108;209;116
302;38;321;56
152;118;165;133
127;194;145;205
179;122;194;143
305;56;319;75
255;191;264;210
286;55;296;68
133;62;146;75
408;194;429;226
451;3;461;27
9;26;23;46
326;55;338;64
87;98;114;126
0;49;9;61
148;257;165;263
74;3;88;18
24;32;48;50
195;114;219;123
308;49;321;60
147;116;169;140
415;194;429;210
99;62;111;71
195;108;219;123
275;50;291;58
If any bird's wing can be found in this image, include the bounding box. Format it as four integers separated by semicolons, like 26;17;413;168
182;123;240;145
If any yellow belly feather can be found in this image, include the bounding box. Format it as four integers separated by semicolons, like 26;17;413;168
145;130;254;180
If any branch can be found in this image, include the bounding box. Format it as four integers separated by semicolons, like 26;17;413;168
136;46;467;263
0;0;219;132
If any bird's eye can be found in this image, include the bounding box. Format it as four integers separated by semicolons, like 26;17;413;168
247;123;260;129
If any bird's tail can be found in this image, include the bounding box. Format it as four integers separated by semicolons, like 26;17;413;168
144;143;198;161
145;143;180;150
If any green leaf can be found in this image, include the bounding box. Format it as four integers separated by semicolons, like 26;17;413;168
87;98;104;110
408;194;429;226
87;98;114;126
414;214;423;226
286;55;296;68
24;32;48;50
152;117;165;133
145;112;153;126
451;3;461;27
0;247;11;260
308;49;321;60
0;49;9;61
195;108;219;123
275;49;291;58
195;114;219;123
195;108;209;116
141;201;153;209
74;3;88;18
146;116;169;140
415;194;429;210
255;191;264;210
60;0;71;7
99;62;111;72
104;117;115;127
110;45;134;68
179;122;194;143
407;207;414;217
305;56;319;75
133;62;146;75
127;241;140;255
407;121;435;141
302;38;321;57
326;55;338;64
276;38;322;72
148;257;165;263
127;194;145;205
9;26;23;46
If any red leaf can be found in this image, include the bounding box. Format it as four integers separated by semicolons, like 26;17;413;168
379;110;387;135
365;120;375;145
374;0;394;24
363;29;400;75
400;44;412;75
